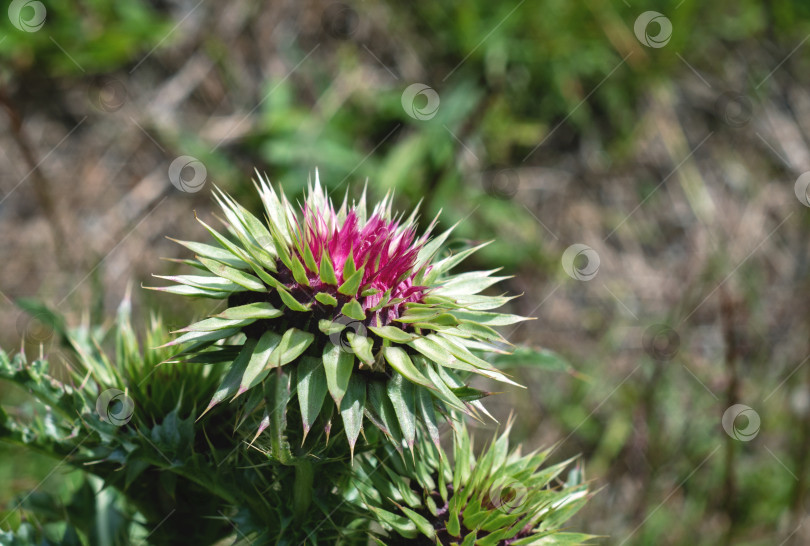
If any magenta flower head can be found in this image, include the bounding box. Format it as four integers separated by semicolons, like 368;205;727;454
150;171;528;456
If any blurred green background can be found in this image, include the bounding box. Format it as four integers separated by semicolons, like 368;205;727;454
2;0;810;544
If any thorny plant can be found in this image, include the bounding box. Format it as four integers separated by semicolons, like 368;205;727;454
0;172;593;545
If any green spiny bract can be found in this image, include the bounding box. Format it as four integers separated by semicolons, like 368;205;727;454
150;172;529;455
0;297;361;545
349;422;594;545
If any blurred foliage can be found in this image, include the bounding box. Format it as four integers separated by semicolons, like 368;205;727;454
0;1;169;77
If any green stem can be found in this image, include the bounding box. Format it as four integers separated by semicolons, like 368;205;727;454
293;460;314;519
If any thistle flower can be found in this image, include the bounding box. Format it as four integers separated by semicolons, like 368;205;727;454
150;172;528;455
351;421;593;545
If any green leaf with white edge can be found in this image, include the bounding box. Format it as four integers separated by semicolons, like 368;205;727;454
456;321;504;342
368;325;417;343
177;317;256;332
160;327;240;348
347;332;374;366
511;533;596;546
387;373;416;448
222;213;277;272
319;250;338;285
197;256;266;292
428;241;490;279
340;373;366;455
450;386;490;402
421;358;469;414
367;381;403;446
153;274;242;292
302;242;319;274
415;222;457;271
449;310;530;326
490;347;573;373
407;336;452;366
433;335;524;387
237;330;282;395
442;354;522;389
365;505;418;539
411;321;452;332
314;292;338;306
416;387;441;448
144;284;232;299
167;237;249;270
278;287;311;312
268;222;293;270
397;504;435;540
203;339;258;414
290;255;310;287
244;260;284;290
297;356;328;440
452;294;517;311
267;328;313;369
395;310;443;324
323;343;354;405
383;346;434;390
338;266;365;296
215;302;283;320
234;202;276;251
434;334;496;370
342;251;357;281
439;269;508;295
341;299;365;321
318;319;345;336
195;215;256;266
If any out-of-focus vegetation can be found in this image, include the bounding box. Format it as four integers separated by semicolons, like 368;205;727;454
2;0;810;544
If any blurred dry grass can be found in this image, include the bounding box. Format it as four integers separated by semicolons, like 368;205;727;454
2;1;810;544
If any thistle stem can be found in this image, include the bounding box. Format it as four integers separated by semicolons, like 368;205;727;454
293;460;314;519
